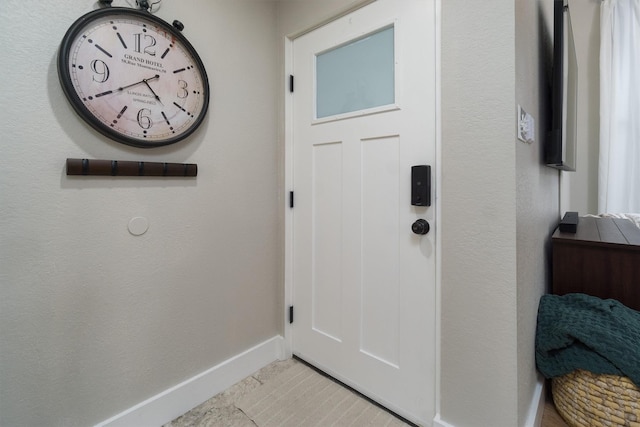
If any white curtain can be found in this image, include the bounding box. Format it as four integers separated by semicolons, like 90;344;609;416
598;0;640;213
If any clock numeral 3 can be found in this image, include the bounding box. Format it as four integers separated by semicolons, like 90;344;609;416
134;33;157;56
91;59;110;83
177;80;189;99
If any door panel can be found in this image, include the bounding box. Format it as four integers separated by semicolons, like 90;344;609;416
361;135;401;367
289;0;436;424
312;141;343;341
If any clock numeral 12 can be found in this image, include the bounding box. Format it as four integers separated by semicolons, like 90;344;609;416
133;33;157;56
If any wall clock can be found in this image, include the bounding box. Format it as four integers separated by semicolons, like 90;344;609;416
57;3;209;148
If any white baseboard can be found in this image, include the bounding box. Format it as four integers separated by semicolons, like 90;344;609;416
525;375;546;427
94;335;285;427
433;375;544;427
433;413;456;427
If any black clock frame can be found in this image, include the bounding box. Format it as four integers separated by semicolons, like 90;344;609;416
57;7;210;148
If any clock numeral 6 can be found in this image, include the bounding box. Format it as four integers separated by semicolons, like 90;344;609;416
91;59;110;83
134;33;157;56
137;108;153;130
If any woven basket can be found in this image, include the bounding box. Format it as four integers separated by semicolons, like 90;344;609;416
552;370;640;427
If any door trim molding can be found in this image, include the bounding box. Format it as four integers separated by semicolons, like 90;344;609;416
283;27;294;362
434;0;443;422
286;0;377;41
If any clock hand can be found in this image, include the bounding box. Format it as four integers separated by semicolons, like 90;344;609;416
143;75;163;105
92;75;161;102
116;74;160;92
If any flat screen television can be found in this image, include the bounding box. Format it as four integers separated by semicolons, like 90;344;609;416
546;0;578;171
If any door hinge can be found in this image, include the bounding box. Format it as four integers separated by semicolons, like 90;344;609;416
289;305;294;324
289;191;294;208
289;75;294;93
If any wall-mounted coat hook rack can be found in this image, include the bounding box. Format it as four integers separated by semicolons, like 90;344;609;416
66;158;197;177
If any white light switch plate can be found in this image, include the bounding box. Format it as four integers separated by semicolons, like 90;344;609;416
517;105;535;143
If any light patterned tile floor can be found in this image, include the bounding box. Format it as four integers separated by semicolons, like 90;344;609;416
166;358;565;427
164;358;298;427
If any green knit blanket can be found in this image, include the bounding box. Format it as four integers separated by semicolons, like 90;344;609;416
535;293;640;386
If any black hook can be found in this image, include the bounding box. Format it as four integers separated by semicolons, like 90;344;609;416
137;0;150;11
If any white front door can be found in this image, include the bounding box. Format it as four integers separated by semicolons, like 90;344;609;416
287;0;437;424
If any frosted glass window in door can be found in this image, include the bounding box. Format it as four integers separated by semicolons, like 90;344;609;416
316;26;395;119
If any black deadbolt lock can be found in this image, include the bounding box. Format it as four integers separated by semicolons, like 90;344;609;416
411;165;431;206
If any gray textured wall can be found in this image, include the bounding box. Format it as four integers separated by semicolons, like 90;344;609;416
0;1;280;425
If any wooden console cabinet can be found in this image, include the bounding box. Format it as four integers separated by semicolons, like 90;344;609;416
552;216;640;311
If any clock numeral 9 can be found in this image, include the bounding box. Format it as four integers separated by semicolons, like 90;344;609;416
137;108;153;130
91;59;110;83
177;80;189;99
134;33;157;56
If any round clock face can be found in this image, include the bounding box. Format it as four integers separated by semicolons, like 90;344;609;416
58;7;209;148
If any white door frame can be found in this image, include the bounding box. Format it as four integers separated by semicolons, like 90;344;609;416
282;0;443;422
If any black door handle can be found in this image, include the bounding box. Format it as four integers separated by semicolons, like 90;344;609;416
411;219;430;235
